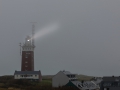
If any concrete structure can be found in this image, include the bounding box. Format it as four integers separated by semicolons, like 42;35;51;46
52;71;77;87
14;71;42;81
100;76;120;90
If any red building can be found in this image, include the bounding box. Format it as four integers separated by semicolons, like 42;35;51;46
21;36;35;71
14;24;42;82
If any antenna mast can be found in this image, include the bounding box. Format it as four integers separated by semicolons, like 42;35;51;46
31;22;37;48
19;43;21;56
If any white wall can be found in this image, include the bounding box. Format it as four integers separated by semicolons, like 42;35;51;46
14;74;39;79
52;71;69;87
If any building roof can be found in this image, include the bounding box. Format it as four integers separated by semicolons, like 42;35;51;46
65;81;81;89
62;71;76;75
103;76;120;81
66;81;99;90
14;71;41;75
63;71;71;74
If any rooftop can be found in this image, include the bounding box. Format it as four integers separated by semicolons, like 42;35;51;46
62;70;76;75
14;71;41;75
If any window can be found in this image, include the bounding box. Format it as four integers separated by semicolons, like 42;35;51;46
25;65;28;67
71;75;75;78
25;55;28;58
25;61;28;63
24;75;27;77
26;53;30;54
67;75;70;78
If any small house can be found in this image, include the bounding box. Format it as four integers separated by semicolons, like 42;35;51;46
52;70;77;87
100;76;120;90
14;70;42;82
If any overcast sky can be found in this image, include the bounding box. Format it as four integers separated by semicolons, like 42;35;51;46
0;0;120;76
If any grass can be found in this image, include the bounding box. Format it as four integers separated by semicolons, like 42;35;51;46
0;75;94;90
76;74;94;81
37;79;52;86
0;88;21;90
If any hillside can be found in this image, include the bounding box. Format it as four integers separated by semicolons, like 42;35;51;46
76;74;94;81
0;74;94;90
42;74;94;81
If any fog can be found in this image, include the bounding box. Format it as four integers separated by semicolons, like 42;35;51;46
0;0;120;76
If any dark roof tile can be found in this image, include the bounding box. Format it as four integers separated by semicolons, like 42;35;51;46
14;71;41;75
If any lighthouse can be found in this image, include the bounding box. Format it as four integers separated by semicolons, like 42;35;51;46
14;23;42;82
21;23;36;71
21;35;34;71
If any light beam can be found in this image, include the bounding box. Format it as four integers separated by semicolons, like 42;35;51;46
34;22;60;40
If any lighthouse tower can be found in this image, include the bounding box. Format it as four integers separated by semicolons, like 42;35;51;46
21;24;36;71
21;36;35;71
14;23;42;82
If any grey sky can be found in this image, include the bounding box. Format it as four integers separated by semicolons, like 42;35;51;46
0;0;120;76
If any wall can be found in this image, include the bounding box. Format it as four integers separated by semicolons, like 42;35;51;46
52;71;69;87
14;74;39;79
